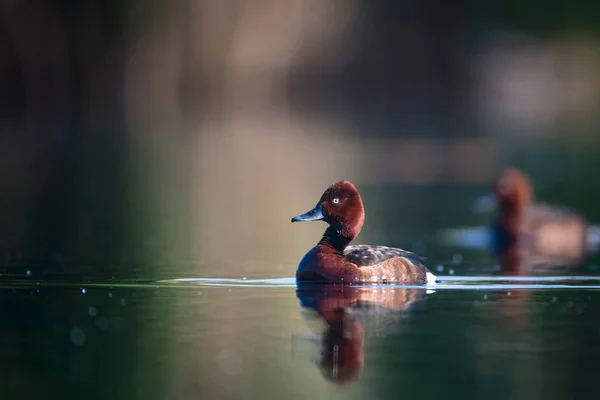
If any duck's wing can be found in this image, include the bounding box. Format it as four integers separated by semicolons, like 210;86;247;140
521;203;589;260
344;245;426;268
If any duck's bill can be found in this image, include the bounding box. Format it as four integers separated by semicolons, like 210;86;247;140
291;204;325;223
473;193;497;213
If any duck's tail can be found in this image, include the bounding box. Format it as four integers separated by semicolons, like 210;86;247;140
587;225;600;253
426;272;438;285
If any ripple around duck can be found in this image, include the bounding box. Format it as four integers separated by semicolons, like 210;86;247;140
160;275;600;290
0;275;599;290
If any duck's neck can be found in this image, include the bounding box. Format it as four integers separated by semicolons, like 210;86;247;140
495;210;522;244
500;199;528;216
318;227;352;253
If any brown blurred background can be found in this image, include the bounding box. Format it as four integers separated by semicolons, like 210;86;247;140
1;0;600;278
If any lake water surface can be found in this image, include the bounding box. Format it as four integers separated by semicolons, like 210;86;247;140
2;264;600;400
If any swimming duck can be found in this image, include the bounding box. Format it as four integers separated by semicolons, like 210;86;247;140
291;181;436;285
476;167;600;265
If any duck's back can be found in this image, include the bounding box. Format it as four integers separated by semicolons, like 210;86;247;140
344;245;425;267
525;203;582;225
521;203;588;260
344;245;433;285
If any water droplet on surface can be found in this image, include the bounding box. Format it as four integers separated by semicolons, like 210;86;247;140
436;265;444;272
449;269;455;275
88;307;97;317
108;292;112;298
25;270;31;276
507;292;511;296
81;288;86;294
70;326;86;346
483;294;488;300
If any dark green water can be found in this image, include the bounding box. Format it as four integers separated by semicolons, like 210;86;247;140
2;266;600;399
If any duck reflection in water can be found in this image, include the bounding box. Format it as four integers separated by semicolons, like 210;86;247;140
295;283;428;384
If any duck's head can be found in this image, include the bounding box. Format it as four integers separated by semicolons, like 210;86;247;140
291;181;365;241
475;168;534;214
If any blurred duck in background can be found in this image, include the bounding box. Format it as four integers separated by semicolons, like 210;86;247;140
474;167;600;272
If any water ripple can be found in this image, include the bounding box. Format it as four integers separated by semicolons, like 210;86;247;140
162;276;600;290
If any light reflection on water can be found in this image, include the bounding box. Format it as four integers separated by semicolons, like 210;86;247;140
1;271;600;398
162;276;600;291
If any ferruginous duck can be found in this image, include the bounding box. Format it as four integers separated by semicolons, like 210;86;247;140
475;167;600;265
291;181;436;285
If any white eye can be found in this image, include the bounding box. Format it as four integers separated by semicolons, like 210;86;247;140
332;198;340;204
